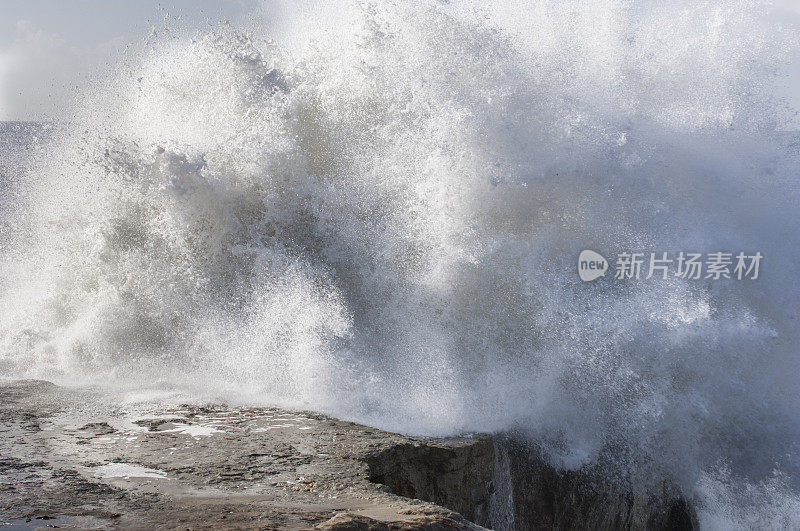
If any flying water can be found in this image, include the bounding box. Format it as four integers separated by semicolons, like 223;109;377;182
1;1;799;526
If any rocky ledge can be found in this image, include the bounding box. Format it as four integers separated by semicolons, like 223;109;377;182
0;380;695;530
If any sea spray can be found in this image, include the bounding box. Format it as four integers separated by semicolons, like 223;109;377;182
490;435;516;531
1;1;799;526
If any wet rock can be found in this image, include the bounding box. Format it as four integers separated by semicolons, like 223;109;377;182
363;433;696;530
0;380;487;530
132;418;187;431
80;422;116;435
365;438;495;527
499;436;698;530
0;380;696;530
316;512;483;530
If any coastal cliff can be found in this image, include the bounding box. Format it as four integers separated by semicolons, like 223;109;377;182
365;435;696;530
0;380;694;529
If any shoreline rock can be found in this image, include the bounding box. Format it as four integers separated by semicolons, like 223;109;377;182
498;435;697;530
363;432;696;530
0;379;487;529
0;380;695;529
365;438;495;527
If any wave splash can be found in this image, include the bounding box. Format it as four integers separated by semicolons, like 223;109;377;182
1;1;799;526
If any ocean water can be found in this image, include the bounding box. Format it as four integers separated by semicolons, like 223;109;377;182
1;1;799;527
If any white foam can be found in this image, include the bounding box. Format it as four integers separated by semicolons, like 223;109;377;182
162;423;222;437
92;463;168;480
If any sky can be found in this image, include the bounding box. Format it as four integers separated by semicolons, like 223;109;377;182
1;0;800;123
0;0;258;121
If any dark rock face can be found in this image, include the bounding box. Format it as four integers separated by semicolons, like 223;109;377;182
500;438;697;530
364;438;495;527
364;434;697;531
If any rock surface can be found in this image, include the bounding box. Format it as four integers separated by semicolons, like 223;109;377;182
0;380;485;529
498;436;697;530
0;380;697;530
364;439;495;527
